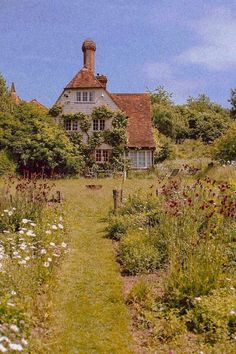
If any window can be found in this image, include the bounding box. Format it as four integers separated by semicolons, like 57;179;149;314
93;119;105;131
76;92;81;102
76;91;94;103
83;91;88;102
89;91;94;102
72;120;78;131
65;120;71;131
95;150;110;163
93;119;99;130
100;119;105;130
127;150;153;169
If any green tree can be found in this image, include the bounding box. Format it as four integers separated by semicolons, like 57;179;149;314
213;125;236;163
229;88;236;119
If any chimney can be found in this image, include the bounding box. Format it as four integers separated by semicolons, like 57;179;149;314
10;82;20;104
82;39;96;73
96;74;108;89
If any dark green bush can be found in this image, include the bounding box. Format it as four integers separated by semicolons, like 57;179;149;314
106;216;128;240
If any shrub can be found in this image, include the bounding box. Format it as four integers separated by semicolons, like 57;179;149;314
127;280;150;305
120;231;160;274
106;216;129;240
186;288;236;343
0;150;16;176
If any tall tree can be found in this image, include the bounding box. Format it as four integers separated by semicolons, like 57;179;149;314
229;88;236;119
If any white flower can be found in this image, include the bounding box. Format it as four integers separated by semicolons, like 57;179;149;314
21;338;28;346
25;256;30;261
49;242;55;247
0;336;10;343
26;230;35;237
30;222;36;227
51;225;57;230
22;219;29;224
61;242;67;248
230;310;236;315
47;257;52;262
7;302;15;307
59;216;63;221
40;249;47;255
230;287;235;291
11;290;17;296
53;253;60;257
12;207;16;211
195;297;201;301
0;343;7;353
9;343;23;351
3;231;10;234
43;262;50;268
18;260;26;265
3;210;9;213
8;211;13;216
10;324;19;333
58;223;64;229
19;230;24;234
45;230;51;235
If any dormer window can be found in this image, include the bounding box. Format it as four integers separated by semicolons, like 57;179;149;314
76;91;94;102
93;119;105;131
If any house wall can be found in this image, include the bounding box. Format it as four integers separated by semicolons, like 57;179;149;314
56;88;119;144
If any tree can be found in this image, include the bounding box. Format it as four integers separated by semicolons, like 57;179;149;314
229;88;236;119
213;125;236;163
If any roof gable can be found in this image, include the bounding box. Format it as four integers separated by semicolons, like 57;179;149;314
110;93;155;148
65;68;103;89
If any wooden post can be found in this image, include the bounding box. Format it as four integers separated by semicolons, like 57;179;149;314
56;190;61;203
113;189;119;212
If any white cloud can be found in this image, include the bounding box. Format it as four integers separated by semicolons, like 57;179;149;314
178;7;236;70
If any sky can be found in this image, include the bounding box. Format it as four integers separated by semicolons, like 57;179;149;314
0;0;235;107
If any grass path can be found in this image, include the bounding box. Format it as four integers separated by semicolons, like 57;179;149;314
44;179;136;354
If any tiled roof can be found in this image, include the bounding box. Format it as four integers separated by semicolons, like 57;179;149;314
110;93;155;148
65;68;103;89
30;99;47;109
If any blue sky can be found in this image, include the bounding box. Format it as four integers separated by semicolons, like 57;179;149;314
0;0;235;107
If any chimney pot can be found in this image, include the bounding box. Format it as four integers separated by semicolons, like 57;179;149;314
82;39;96;73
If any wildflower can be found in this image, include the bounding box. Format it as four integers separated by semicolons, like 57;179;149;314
19;230;24;234
61;242;67;248
18;260;26;265
195;297;201;301
21;338;28;346
51;225;57;230
230;287;235;291
40;249;47;255
58;223;64;229
43;262;50;268
26;230;35;237
3;231;9;234
8;211;13;216
59;216;63;221
22;219;30;224
11;290;17;296
47;257;52;262
10;324;19;333
3;210;9;213
30;222;36;227
45;230;51;235
49;242;56;247
0;344;7;353
7;302;15;307
230;310;236;315
25;256;30;261
9;343;23;351
12;207;16;211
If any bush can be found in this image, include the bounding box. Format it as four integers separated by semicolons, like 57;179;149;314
213;125;236;163
0;150;16;176
106;216;129;240
120;231;160;274
186;288;236;343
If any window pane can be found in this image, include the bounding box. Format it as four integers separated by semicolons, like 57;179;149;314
65;120;71;131
83;91;88;101
89;91;94;102
100;119;105;130
147;151;152;167
102;150;109;162
95;150;101;162
129;151;137;167
76;92;81;101
93;119;99;130
72;120;78;130
138;151;146;168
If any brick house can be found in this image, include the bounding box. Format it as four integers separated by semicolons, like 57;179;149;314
55;39;155;169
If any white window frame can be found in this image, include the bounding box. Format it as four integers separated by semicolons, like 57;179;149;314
75;91;95;103
127;150;153;169
95;149;110;163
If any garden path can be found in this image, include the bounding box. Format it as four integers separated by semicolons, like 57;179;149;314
45;179;134;354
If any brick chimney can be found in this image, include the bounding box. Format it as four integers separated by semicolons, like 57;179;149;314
96;74;108;89
82;39;96;73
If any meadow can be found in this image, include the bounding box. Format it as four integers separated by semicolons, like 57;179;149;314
0;163;236;353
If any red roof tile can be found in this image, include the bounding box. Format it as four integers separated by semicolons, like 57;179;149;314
30;99;47;109
65;68;103;89
110;93;155;149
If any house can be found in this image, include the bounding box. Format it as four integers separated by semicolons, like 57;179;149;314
10;83;47;109
55;39;155;169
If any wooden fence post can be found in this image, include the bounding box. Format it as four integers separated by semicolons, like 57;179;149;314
113;189;120;212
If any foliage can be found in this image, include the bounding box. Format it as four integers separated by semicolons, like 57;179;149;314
91;105;114;120
0;150;16;176
229;88;236;119
213;125;236;163
111;111;128;129
0;102;84;176
0;178;68;352
154;142;173;163
48;104;62;117
106;215;129;240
